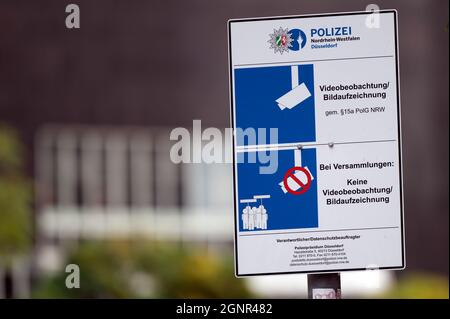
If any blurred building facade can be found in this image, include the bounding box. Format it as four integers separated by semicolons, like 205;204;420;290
31;125;232;297
34;125;232;243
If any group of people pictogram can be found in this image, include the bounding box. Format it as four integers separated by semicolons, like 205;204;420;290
242;205;268;230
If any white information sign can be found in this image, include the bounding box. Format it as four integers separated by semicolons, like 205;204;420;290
228;10;405;276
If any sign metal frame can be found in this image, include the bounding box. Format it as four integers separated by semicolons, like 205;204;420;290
228;10;405;277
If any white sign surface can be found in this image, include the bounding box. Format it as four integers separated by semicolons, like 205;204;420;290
229;10;405;276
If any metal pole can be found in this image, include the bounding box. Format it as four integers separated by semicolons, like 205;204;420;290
307;273;341;299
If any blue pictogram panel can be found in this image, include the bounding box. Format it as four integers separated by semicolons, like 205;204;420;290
234;64;316;146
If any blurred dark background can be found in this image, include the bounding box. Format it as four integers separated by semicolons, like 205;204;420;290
0;0;448;298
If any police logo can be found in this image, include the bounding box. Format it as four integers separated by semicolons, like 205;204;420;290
268;27;294;54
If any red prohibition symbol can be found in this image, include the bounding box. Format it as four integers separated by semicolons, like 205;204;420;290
283;166;312;195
